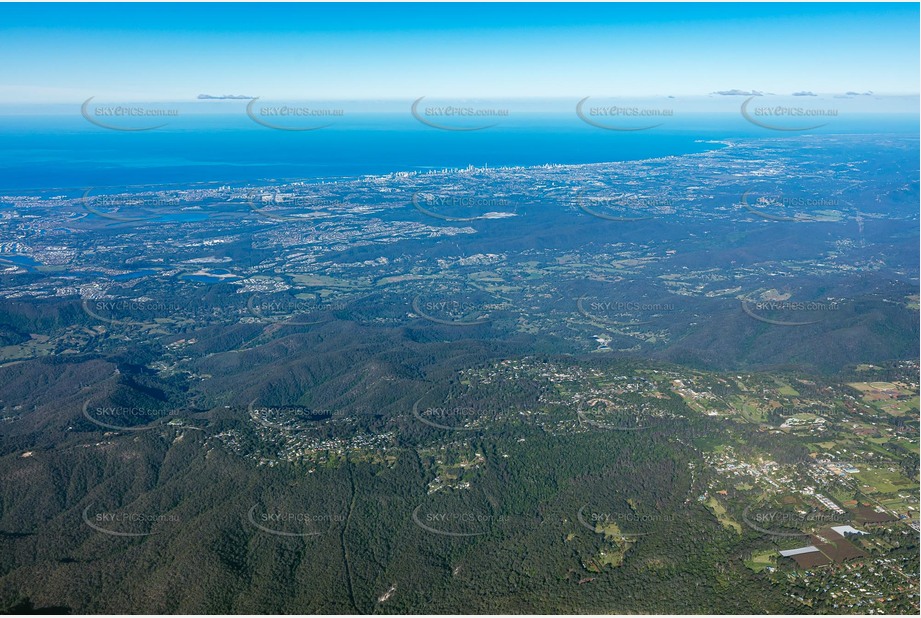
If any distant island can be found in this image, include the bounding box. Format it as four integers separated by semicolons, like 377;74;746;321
197;94;252;100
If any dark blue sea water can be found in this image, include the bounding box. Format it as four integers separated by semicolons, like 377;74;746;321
0;112;916;193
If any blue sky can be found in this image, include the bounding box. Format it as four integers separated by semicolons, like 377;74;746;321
0;2;918;103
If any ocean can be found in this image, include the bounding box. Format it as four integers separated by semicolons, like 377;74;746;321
0;111;916;193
